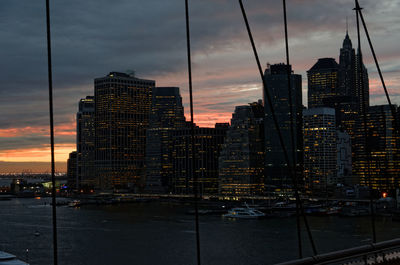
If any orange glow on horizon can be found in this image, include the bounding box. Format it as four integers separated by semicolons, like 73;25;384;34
0;124;75;138
0;144;75;162
187;112;232;127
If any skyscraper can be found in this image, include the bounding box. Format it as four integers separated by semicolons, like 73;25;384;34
145;87;186;193
94;72;155;190
303;108;337;194
338;31;356;99
322;33;358;136
67;151;78;189
337;129;352;185
264;63;303;192
219;101;265;196
76;96;95;190
357;105;400;192
338;32;369;185
355;51;370;114
307;58;339;108
311;31;371;187
173;123;228;195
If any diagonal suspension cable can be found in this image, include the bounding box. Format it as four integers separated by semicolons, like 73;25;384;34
184;1;201;264
355;0;397;120
238;0;317;256
356;0;400;195
45;0;58;264
282;0;302;259
354;0;377;244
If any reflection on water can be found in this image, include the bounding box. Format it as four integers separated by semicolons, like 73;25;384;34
1;198;400;265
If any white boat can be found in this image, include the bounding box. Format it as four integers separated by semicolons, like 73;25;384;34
0;251;29;265
68;200;81;207
224;203;266;219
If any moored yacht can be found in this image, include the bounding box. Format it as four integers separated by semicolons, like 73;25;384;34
0;251;29;265
224;203;266;219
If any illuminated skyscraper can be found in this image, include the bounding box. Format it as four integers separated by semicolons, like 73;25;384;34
76;96;95;190
145;87;186;193
317;32;370;186
321;33;358;135
219;101;265;196
94;72;154;190
264;63;303;192
173;123;228;195
303;108;337;194
307;58;339;108
356;105;400;192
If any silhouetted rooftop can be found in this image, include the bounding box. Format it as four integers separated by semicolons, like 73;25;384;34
308;58;339;72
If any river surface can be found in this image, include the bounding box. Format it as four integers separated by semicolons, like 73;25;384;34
1;198;400;265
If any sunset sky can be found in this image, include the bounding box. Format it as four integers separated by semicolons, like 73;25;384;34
0;0;399;173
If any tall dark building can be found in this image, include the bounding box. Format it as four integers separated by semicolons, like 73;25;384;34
355;51;370;114
338;32;356;99
307;58;339;108
172;123;228;195
264;63;303;192
337;32;369;185
94;72;155;190
219;101;265;196
67;151;78;189
356;105;400;192
76;96;95;190
145;87;186;193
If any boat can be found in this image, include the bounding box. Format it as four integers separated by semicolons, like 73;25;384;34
224;203;266;219
0;251;29;265
68;200;81;207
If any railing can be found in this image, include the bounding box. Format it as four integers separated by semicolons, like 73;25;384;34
276;238;400;265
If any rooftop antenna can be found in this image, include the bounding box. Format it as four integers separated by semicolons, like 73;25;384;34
346;16;349;35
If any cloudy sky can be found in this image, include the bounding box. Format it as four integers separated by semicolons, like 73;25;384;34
0;0;399;172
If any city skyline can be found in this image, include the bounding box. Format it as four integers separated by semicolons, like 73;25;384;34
0;0;399;171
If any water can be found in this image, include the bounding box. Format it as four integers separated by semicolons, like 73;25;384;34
1;198;400;265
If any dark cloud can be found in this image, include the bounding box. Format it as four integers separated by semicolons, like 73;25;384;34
0;0;398;160
0;134;73;151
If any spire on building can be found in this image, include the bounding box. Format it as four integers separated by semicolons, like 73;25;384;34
343;31;352;49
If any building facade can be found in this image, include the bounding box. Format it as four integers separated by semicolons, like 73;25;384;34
307;58;339;109
172;123;228;195
67;151;78;189
303;108;337;194
76;96;95;190
357;105;400;192
94;72;155;190
219;101;265;196
145;87;186;193
337;129;352;186
264;63;303;192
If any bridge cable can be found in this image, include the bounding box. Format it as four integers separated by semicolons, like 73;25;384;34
45;0;59;264
354;0;377;244
355;0;397;120
238;0;317;255
184;1;202;264
282;0;302;258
